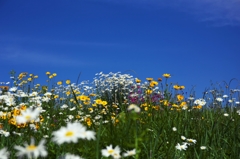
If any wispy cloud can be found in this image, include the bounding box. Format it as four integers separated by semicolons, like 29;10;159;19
172;0;240;26
99;0;240;26
0;47;95;68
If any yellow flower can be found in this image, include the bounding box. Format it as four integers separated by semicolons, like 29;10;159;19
141;103;147;107
66;80;71;85
92;103;97;107
34;75;38;79
8;118;17;125
145;89;152;95
88;108;93;112
78;95;88;101
52;73;57;77
149;81;158;87
95;99;102;105
66;91;71;96
71;90;78;94
54;95;59;99
174;85;185;90
163;100;169;106
146;78;153;81
172;104;179;108
163;74;171;78
49;75;53;79
193;105;202;109
12;109;21;116
85;117;92;127
39;115;44;122
46;72;51;75
177;95;184;101
18;72;27;80
112;104;118;108
173;85;180;90
83;101;90;105
152;105;160;110
57;81;62;85
20;105;27;110
89;93;96;97
180;101;187;107
135;78;141;83
180;86;185;90
102;101;108;106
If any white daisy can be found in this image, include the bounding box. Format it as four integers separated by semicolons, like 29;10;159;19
52;122;95;145
14;138;48;158
186;138;197;145
224;113;229;117
127;104;141;113
237;110;240;115
101;145;121;158
181;136;186;140
175;143;188;151
200;146;207;150
9;87;18;92
172;127;177;131
216;97;223;102
223;95;228;98
194;98;206;106
16;108;40;124
0;147;9;159
123;149;136;157
0;130;10;137
59;153;85;159
61;104;69;109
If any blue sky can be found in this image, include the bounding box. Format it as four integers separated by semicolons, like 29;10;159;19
0;0;240;97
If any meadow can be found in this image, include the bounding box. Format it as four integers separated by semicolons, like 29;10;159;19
0;71;240;159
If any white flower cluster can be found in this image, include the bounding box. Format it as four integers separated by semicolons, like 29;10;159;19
93;72;134;97
194;98;206;106
176;136;197;151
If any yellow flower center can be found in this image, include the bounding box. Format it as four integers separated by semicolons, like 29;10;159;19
27;145;37;151
65;131;74;137
25;115;31;120
108;149;114;154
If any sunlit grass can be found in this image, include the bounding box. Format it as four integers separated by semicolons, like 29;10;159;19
0;70;240;159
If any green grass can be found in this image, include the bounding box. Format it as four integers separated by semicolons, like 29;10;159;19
0;71;240;159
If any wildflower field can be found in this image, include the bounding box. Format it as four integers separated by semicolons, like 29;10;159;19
0;71;240;159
